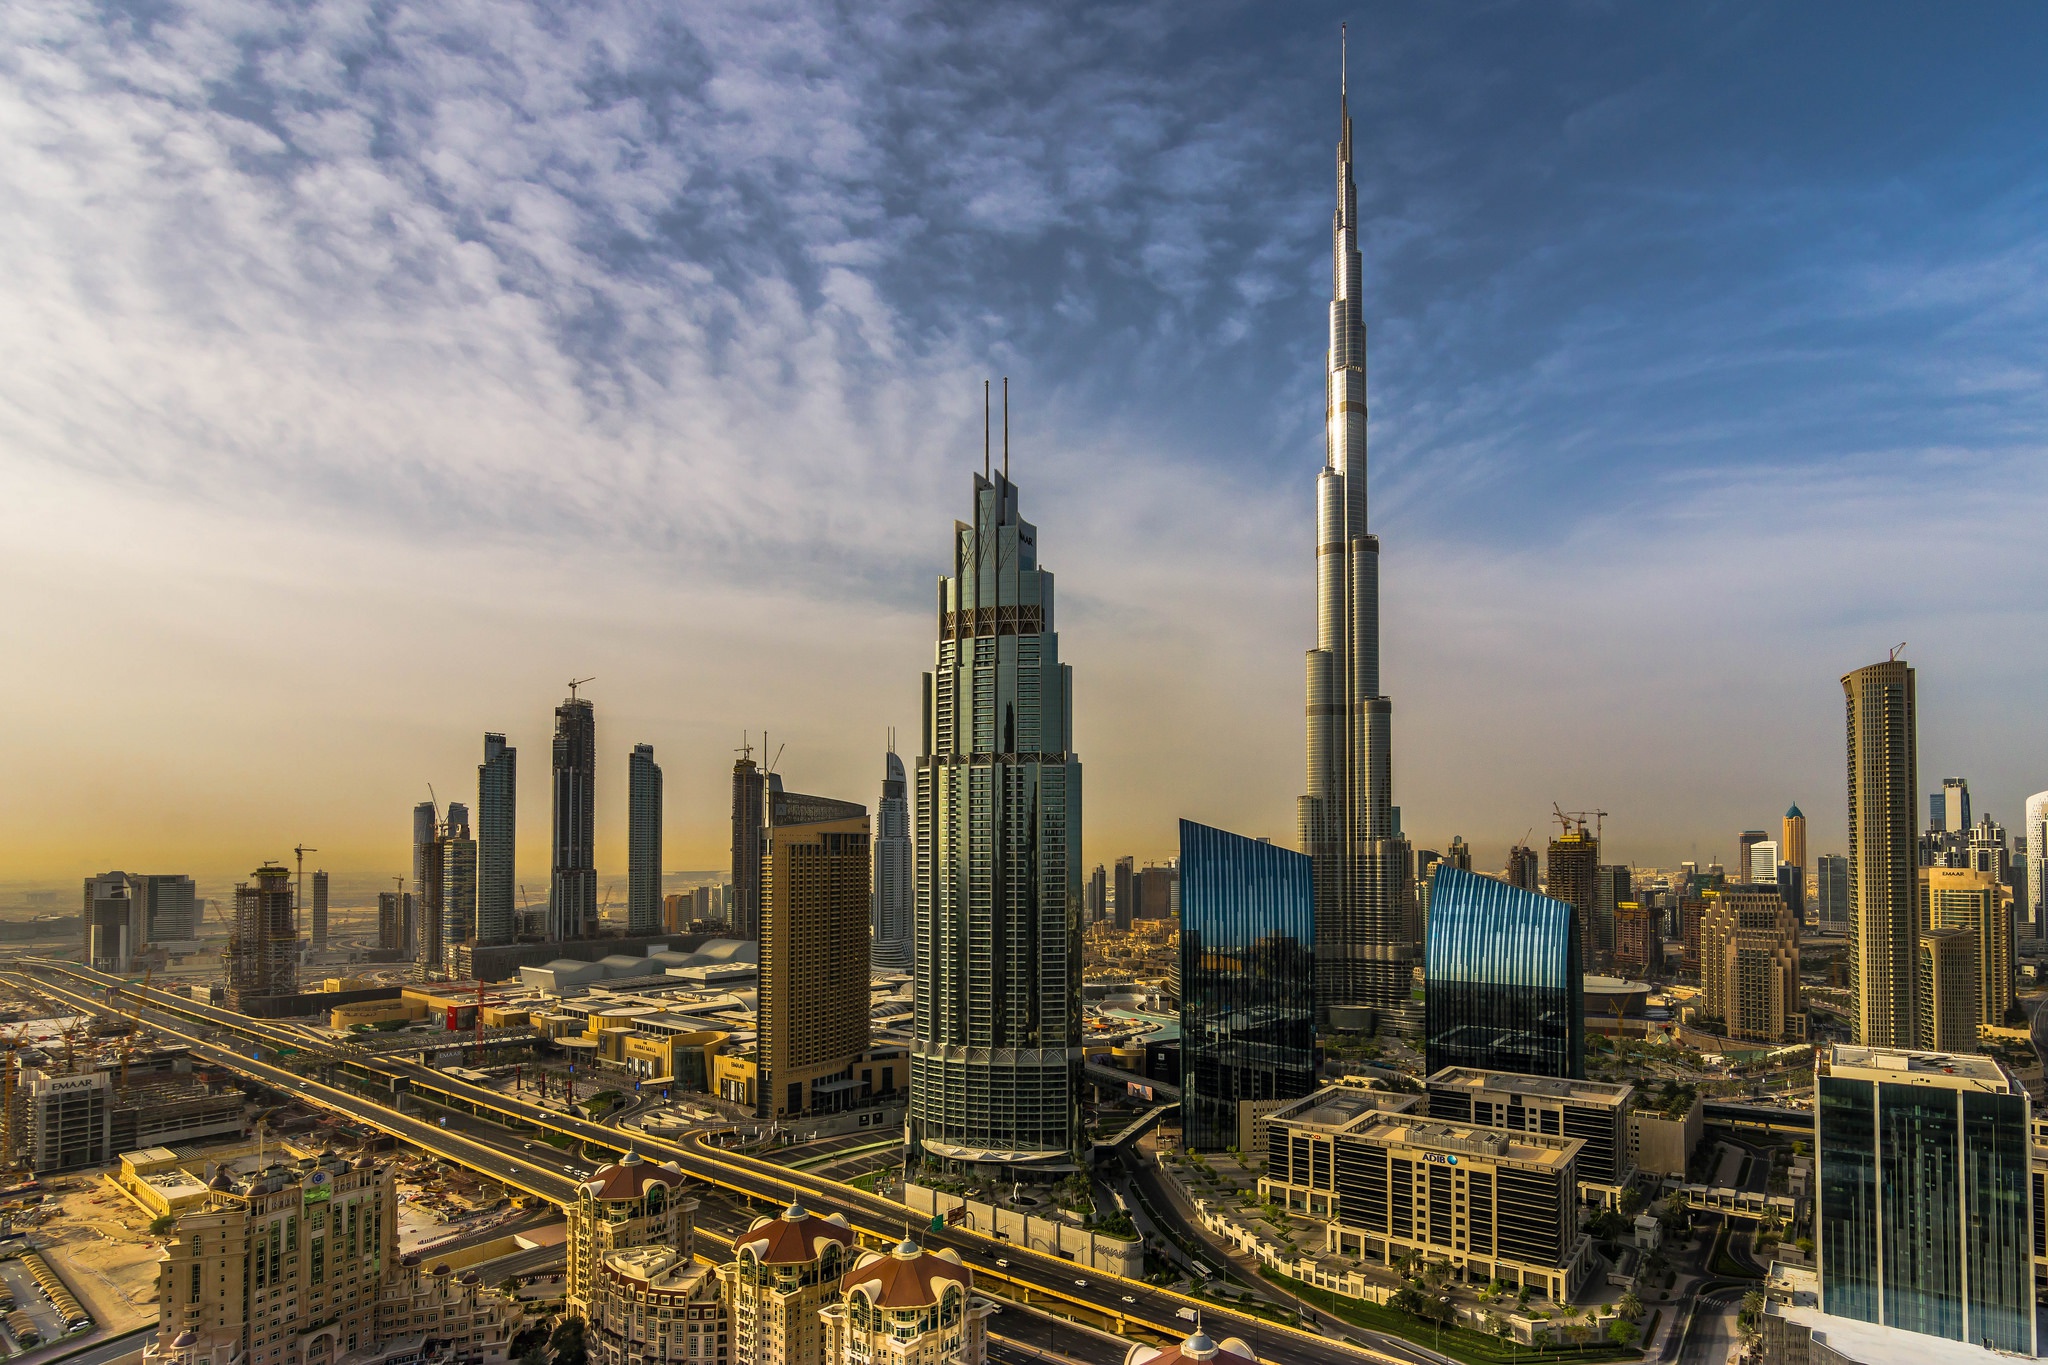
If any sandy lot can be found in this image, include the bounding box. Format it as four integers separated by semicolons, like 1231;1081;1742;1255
23;1176;164;1335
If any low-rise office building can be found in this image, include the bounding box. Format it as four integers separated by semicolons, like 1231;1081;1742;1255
1260;1086;1591;1301
1424;1068;1636;1207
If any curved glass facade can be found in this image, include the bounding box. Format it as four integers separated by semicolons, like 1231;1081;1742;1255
1424;866;1582;1080
1178;820;1316;1151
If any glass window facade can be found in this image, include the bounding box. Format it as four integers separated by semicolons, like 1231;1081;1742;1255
1177;820;1315;1151
1818;1069;2035;1353
1423;866;1582;1080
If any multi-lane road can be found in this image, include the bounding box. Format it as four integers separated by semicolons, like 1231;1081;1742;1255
15;960;1410;1365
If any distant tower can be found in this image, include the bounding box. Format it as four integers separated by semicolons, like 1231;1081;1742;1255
225;863;296;1008
625;744;663;935
1085;865;1108;924
310;870;329;951
477;733;517;946
1299;68;1417;1029
550;687;598;941
1940;776;1971;834
1113;856;1136;931
1843;656;1919;1048
411;801;437;955
1445;836;1473;873
730;744;767;940
760;785;871;1117
442;803;476;955
1545;822;1599;960
1782;804;1808;876
870;737;913;971
2026;790;2048;941
1737;830;1769;886
1505;844;1539;891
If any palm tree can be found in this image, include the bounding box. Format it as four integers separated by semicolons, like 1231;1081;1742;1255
1617;1289;1643;1321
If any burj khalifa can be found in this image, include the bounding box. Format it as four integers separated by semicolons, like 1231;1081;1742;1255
1298;65;1420;1029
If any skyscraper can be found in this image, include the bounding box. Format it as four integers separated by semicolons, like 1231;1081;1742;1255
1747;840;1778;885
909;455;1083;1175
1424;866;1583;1080
1816;1044;2033;1353
1737;830;1769;886
1916;927;1978;1053
1592;864;1631;964
1113;856;1135;931
758;787;870;1118
310;870;328;951
628;744;663;935
1939;775;1971;834
225;863;295;1008
1697;888;1802;1044
477;732;517;947
442;802;476;953
1843;658;1918;1048
730;748;766;941
1178;820;1315;1151
550;689;598;941
411;800;437;955
1545;822;1599;961
1299;80;1416;1030
1817;853;1850;928
83;872;143;972
135;873;197;946
1920;866;2010;1030
1085;865;1107;925
1504;844;1539;891
2026;790;2048;941
871;744;913;971
1782;804;1808;876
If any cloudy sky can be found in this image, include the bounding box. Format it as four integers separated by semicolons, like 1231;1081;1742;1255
4;1;2046;895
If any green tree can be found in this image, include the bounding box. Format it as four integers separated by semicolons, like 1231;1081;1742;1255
1491;1312;1517;1364
549;1317;588;1365
1617;1289;1643;1320
149;1214;176;1235
1607;1318;1640;1349
1618;1185;1646;1217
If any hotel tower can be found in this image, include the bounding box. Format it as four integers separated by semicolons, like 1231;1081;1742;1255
1299;70;1419;1027
909;403;1083;1174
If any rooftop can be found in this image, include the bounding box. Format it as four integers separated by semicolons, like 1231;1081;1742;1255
840;1241;969;1309
1359;1117;1583;1169
1825;1045;2014;1092
1268;1085;1422;1134
1426;1066;1636;1106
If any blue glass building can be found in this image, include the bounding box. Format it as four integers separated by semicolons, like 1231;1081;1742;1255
1817;1044;2035;1354
1424;866;1583;1080
1178;820;1316;1151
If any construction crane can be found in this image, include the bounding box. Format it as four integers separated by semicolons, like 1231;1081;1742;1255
566;676;595;701
293;844;318;937
1551;804;1611;841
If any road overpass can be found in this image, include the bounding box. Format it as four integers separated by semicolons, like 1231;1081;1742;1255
16;960;1406;1365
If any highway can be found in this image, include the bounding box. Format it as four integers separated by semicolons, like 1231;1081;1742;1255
17;961;1410;1365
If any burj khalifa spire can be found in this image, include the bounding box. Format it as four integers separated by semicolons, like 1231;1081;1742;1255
1299;40;1419;1030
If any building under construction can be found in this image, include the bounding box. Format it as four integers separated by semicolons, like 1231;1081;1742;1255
1545;812;1601;970
225;864;297;1010
9;1051;248;1174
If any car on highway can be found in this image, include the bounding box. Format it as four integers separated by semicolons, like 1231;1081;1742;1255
994;1259;1009;1269
1073;1279;1087;1288
1121;1295;1136;1304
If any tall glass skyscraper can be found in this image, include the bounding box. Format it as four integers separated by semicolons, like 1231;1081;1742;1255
1424;866;1583;1080
730;749;766;941
441;802;476;954
550;691;597;941
1817;1044;2034;1354
1298;67;1417;1028
1178;820;1315;1152
628;743;663;935
871;742;913;971
910;461;1083;1175
477;732;517;945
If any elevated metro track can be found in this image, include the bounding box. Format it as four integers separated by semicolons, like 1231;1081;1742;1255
13;960;1407;1365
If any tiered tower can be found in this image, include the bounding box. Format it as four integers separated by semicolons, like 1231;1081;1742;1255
1298;63;1418;1027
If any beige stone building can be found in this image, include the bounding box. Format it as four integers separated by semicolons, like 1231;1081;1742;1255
1917;926;1979;1053
1698;888;1803;1044
1920;867;2011;1028
758;791;871;1118
567;1154;695;1318
1842;659;1918;1048
146;1151;514;1365
818;1240;992;1365
585;1245;726;1365
716;1200;853;1365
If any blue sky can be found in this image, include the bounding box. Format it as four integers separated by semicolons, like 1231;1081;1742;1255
1;1;2044;884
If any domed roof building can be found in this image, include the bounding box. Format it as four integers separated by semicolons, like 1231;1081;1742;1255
1125;1328;1258;1365
819;1239;993;1365
568;1152;696;1317
716;1200;853;1365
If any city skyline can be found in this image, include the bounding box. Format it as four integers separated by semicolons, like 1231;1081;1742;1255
5;7;2048;883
